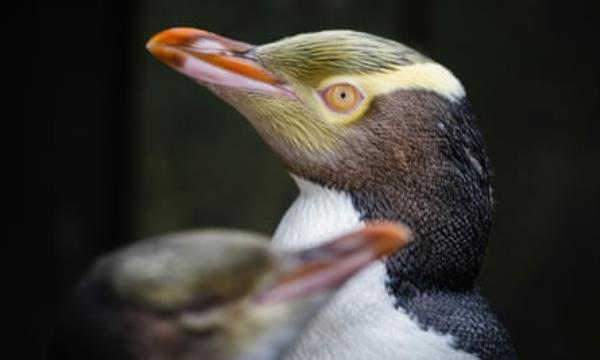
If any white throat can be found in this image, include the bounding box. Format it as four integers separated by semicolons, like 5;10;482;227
271;176;363;251
272;176;476;360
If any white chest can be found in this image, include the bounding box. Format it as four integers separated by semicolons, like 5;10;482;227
272;177;477;360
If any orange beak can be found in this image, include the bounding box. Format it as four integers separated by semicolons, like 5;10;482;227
255;223;412;304
147;27;293;97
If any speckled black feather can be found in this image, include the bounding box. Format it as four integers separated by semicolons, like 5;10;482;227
397;288;516;359
348;95;515;359
350;97;492;291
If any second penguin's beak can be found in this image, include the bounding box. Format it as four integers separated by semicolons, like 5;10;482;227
256;223;412;304
147;27;294;97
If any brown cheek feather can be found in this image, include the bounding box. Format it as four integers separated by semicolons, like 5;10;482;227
276;89;450;191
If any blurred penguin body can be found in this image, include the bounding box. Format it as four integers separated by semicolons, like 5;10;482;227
53;226;409;360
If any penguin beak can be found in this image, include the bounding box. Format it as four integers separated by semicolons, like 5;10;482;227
147;27;294;97
255;223;411;304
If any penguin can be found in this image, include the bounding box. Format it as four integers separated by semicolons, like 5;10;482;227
146;28;516;359
50;225;410;360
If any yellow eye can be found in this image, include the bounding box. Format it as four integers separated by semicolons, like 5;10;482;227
321;83;363;113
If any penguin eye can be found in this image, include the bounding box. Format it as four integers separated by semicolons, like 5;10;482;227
320;83;363;113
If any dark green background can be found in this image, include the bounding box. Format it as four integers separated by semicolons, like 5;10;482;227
36;0;599;358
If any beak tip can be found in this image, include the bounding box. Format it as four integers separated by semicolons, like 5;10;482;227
145;42;157;55
145;31;167;53
145;38;155;51
146;27;208;49
363;222;413;257
145;32;167;59
146;28;204;68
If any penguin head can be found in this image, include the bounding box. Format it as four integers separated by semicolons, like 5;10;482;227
146;28;463;166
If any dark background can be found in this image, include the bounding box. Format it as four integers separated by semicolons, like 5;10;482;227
34;0;599;358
